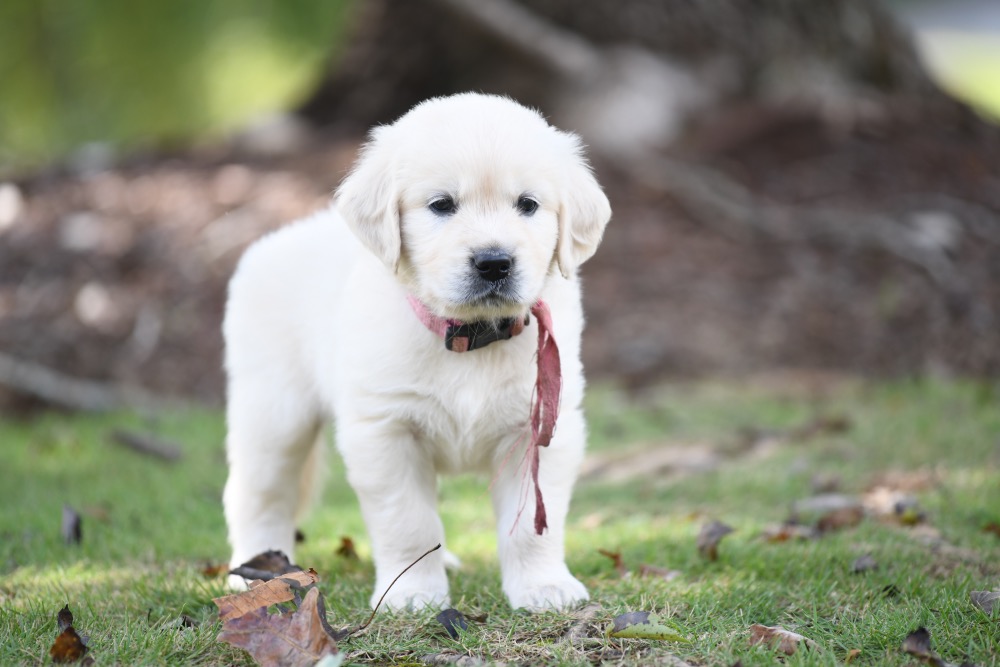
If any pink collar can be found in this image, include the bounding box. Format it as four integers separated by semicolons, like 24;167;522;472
406;296;528;353
407;296;561;535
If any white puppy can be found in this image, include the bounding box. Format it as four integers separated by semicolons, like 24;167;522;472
222;93;611;611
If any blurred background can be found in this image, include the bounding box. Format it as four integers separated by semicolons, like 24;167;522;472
1;0;999;412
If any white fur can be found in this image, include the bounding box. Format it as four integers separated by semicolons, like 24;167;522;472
222;93;611;611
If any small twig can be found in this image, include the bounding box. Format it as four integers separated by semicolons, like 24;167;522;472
339;543;442;640
109;429;183;462
0;351;176;412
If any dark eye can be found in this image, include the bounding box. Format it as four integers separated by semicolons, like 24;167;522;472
429;196;457;215
516;196;539;216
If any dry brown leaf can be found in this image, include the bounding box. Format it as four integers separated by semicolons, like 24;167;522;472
57;604;74;632
436;608;469;639
49;605;90;664
816;506;864;533
50;627;89;664
970;590;1000;614
335;536;358;560
982;522;1000;539
217;586;338;667
598;549;628;576
201;562;229;578
213;569;319;622
901;627;944;666
697;520;734;561
845;648;862;663
761;523;817;542
230;549;303;581
748;624;818;655
863;487;926;525
851;554;878;573
868;468;939;493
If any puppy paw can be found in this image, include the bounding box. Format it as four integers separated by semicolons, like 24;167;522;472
226;573;251;591
506;572;589;611
442;548;463;570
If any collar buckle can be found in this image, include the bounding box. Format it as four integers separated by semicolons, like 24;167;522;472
445;315;529;352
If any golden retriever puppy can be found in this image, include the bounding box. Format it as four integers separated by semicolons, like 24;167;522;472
223;93;611;610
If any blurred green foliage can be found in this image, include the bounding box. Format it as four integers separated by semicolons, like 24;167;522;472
0;0;354;170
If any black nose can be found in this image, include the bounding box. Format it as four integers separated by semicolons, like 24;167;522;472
472;249;513;282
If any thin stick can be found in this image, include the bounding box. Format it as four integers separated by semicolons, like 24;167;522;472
352;543;442;635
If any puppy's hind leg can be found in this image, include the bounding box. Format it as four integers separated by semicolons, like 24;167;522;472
223;378;321;583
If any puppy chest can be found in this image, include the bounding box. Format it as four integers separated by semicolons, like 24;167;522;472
409;378;534;472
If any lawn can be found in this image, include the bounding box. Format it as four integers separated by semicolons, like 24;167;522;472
2;378;998;665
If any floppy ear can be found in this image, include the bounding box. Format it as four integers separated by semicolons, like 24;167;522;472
335;126;401;272
556;133;612;279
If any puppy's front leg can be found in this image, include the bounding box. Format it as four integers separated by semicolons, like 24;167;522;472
492;408;589;611
338;420;449;610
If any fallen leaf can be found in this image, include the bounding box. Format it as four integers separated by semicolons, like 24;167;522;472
792;494;864;526
863;487;926;525
606;611;691;642
637;564;681;581
851;554;878;573
57;604;74;632
50;627;89;664
335;536;358;560
868;468;939;493
218;586;338;667
982;522;1000;539
697;520;734;561
201;562;229;578
562;602;604;645
762;523;817;542
894;499;926;526
845;648;862;663
214;569;319;622
748;624;818;655
901;627;943;665
62;505;82;545
970;591;1000;614
816;506;864;533
598;549;628;576
436;608;469;639
49;605;90;664
109;429;182;462
229;549;303;581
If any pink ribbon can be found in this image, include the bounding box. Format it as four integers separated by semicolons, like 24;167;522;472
407;296;561;535
527;300;560;534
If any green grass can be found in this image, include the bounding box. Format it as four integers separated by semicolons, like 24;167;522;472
2;379;999;665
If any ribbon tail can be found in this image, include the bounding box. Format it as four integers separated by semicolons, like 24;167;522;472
530;443;548;534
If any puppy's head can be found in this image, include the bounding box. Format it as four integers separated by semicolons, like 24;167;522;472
336;93;611;321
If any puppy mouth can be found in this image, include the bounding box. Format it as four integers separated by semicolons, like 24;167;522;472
464;279;520;304
441;275;528;320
